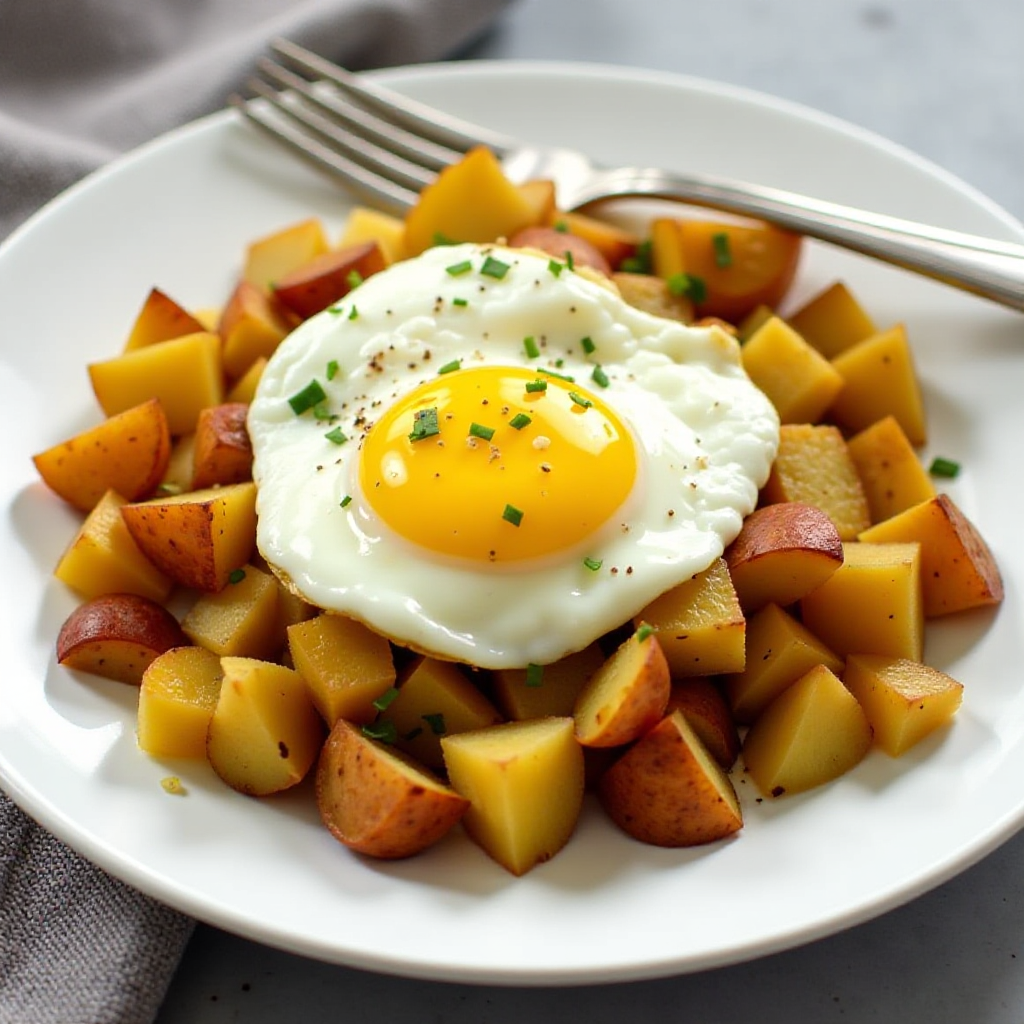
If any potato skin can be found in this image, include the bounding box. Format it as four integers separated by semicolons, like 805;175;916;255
191;402;253;490
507;226;612;276
317;719;468;860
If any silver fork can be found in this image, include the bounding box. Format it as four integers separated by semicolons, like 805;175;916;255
232;38;1024;314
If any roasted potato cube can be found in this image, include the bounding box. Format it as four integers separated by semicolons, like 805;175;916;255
243;217;329;291
137;645;223;758
844;654;964;756
190;403;253;490
800;541;924;661
33;399;171;512
742;663;873;798
666;678;741;769
550;209;639;268
159;433;196;496
287;613;397;726
741;316;845;424
206;656;324;796
785;280;877;358
598;710;743;847
337;206;407;265
491;642;604;721
573;629;670;748
611;272;694;323
218;280;293;380
761;423;871;540
88;331;224;436
120;481;257;592
272;241;387;321
316;719;468;860
54;489;172;603
829;324;927;445
56;593;187;686
858;494;1003;617
633;557;745;676
441;717;585;875
507;225;612;275
724;502;844;613
225;356;267;404
123;287;208;352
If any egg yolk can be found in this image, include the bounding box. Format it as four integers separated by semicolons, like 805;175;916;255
358;365;637;563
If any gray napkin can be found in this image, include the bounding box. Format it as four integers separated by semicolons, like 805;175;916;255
0;1;513;1021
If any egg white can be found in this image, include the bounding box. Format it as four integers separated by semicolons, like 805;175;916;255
248;243;779;668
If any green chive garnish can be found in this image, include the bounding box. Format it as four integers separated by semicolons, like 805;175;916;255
525;663;544;687
446;259;473;276
618;240;653;275
469;422;495;441
548;259;565;277
525;379;548;394
568;391;592;409
523;335;540;359
553;220;569;233
324;426;348;445
346;269;364;289
667;273;707;304
372;687;400;712
509;412;532;430
480;255;511;279
636;622;655;643
422;712;447;735
539;367;575;383
502;504;524;527
452;297;469;307
326;359;339;380
288;379;327;415
312;402;334;421
929;456;961;478
591;365;610;388
433;232;456;246
583;556;603;572
438;358;462;375
228;568;246;585
348;305;359;320
408;406;440;442
712;232;732;268
362;721;397;743
581;336;596;355
563;249;575;271
340;495;352;508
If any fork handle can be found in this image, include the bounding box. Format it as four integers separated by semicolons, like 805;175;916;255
571;166;1024;314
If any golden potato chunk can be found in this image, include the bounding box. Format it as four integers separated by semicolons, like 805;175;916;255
800;542;924;661
742;663;873;798
206;656;324;796
120;482;257;592
190;403;253;491
858;494;1003;617
243;217;329;291
218;281;293;380
599;710;742;847
123;287;207;351
33;399;171;512
633;557;745;676
441;717;584;875
844;654;963;756
491;643;604;721
785;280;877;358
316;719;468;860
137;646;223;758
665;678;741;770
287;613;397;726
338;206;407;265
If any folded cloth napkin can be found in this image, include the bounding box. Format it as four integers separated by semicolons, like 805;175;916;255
0;1;514;1021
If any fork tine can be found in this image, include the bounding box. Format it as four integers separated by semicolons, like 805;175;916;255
271;38;517;157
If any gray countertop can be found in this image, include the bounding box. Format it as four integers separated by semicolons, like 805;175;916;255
156;0;1024;1019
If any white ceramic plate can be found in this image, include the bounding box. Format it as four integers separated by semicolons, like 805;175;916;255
1;61;1022;985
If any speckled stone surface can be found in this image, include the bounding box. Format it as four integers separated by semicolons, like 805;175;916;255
156;1;1024;1020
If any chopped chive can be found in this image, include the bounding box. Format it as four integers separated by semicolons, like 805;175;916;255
326;359;339;380
228;568;246;585
445;259;473;276
438;358;462;375
348;305;359;320
712;231;732;268
340;495;352;508
667;273;707;304
452;297;469;307
525;662;544;687
548;258;565;277
581;336;596;355
563;249;575;271
288;379;327;415
591;365;610;388
929;456;961;478
362;721;397;743
523;335;541;359
327;304;345;315
408;406;440;442
433;231;456;246
312;402;335;421
372;687;400;712
619;240;653;275
480;255;511;279
568;390;592;409
469;422;495;441
324;426;348;445
555;358;565;368
553;220;569;233
583;556;603;572
502;503;524;527
635;622;655;643
509;412;532;430
539;367;575;382
422;712;446;735
525;379;548;394
346;269;364;289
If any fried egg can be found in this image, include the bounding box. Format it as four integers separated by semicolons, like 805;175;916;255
247;242;779;668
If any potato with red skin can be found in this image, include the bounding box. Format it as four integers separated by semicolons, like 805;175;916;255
507;226;612;276
725;502;844;613
316;719;469;860
271;241;387;320
33;399;171;513
191;403;253;490
123;287;207;351
665;678;741;770
56;593;187;685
